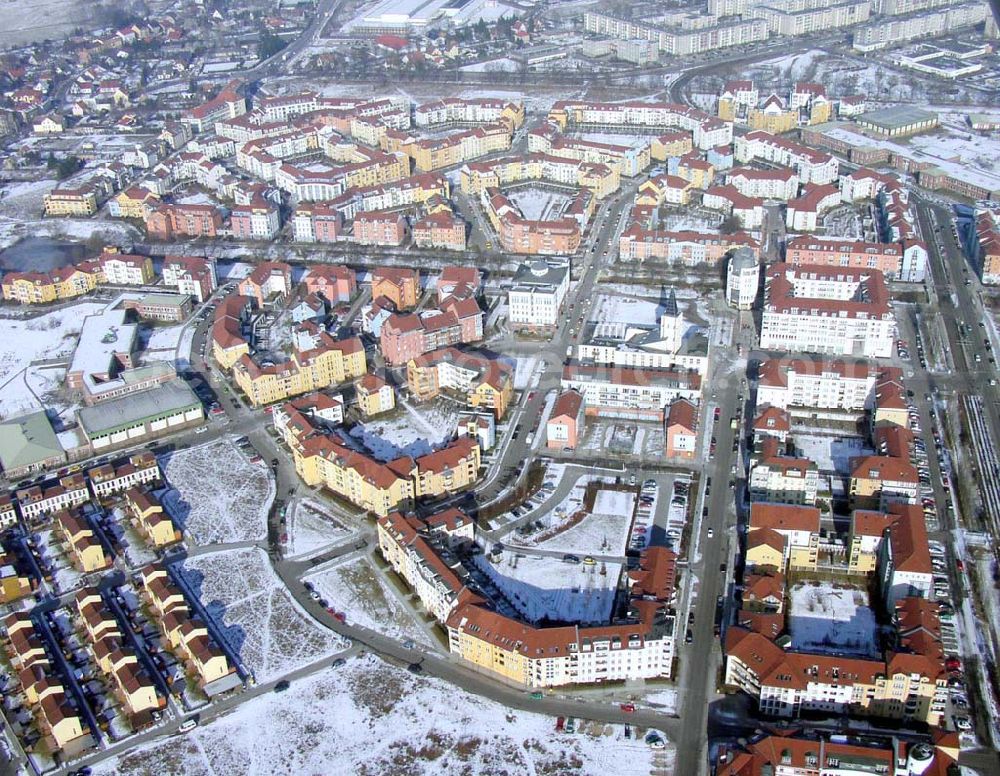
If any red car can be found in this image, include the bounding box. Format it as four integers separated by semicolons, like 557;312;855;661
620;703;636;713
263;405;275;414
333;612;346;623
946;657;962;671
555;716;565;731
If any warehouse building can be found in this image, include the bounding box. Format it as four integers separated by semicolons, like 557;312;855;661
78;380;204;452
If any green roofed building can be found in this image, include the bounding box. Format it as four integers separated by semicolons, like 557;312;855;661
78;379;204;452
856;106;938;138
0;410;66;479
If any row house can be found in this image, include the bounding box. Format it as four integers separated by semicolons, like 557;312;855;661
726;166;800;201
74;589;161;717
125;488;181;548
702;185;766;230
87;452;159;500
460;152;620;200
414;98;524;129
137;565;234;689
87;251;155;286
16;475;90;523
272;393;345;447
55;509;110;573
3;614;88;751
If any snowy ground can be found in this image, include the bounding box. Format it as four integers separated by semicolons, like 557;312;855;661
141;324;187;365
505;188;573;222
176;548;349;683
161;439;275;545
511;354;544;391
590;294;661;327
347;400;460;461
477;551;621;625
579;421;666;460
0;302;105;418
532;489;635;557
92;654;666;776
788;582;879;658
304;556;436;648
286;498;354;559
793;435;872;476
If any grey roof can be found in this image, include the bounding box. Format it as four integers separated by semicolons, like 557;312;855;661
512;259;569;289
0;411;64;473
857;106;936;131
78;379;201;438
730;246;758;271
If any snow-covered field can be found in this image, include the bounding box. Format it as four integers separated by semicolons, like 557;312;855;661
347;400;460;461
590;294;661;327
477;551;621;625
788;582;879;658
0;303;105;417
304;556;436;648
162;439;275;545
533;489;635;557
506;188;573;221
286;498;354;559
177;548;349;683
793;435;872;475
92;654;666;776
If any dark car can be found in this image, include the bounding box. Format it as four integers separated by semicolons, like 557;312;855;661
274;680;290;692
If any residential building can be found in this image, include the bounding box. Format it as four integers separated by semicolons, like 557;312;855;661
237;261;292;306
508;259;571;332
759;264;895;359
748;502;820;570
785;235;927;283
560;363;702;421
407;348;514;419
665;398;698;459
757;357;880;415
371;267;420;310
87;452;159;500
304;265;356;303
162;255;217;303
726;247;760;310
749;439;819;508
355;374;395;417
546;390;584;450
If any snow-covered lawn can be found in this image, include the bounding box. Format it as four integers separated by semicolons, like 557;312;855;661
590;294;661;327
142;324;187;363
477;551;621;625
304;556;436;648
176;547;348;684
793;435;872;475
346;400;460;461
286;498;354;559
530;488;636;557
505;187;572;221
788;582;879;658
161;439;275;545
92;653;665;776
0;303;105;417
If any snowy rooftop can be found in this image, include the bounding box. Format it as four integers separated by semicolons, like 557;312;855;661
68;308;138;387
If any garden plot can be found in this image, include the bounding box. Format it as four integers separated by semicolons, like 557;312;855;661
286;498;354;559
533;489;636;557
476;551;621;625
794;435;871;476
304;556;435;648
177;547;349;684
505;188;573;221
92;653;663;776
161;438;274;545
347;400;460;461
788;582;879;658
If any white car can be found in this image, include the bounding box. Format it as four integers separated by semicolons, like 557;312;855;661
195;427;208;435
179;718;198;733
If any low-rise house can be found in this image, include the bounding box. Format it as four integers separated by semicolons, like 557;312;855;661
547;389;584;450
665;398;698;459
355;374;395;417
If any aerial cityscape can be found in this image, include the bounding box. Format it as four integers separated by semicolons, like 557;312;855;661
0;0;998;774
